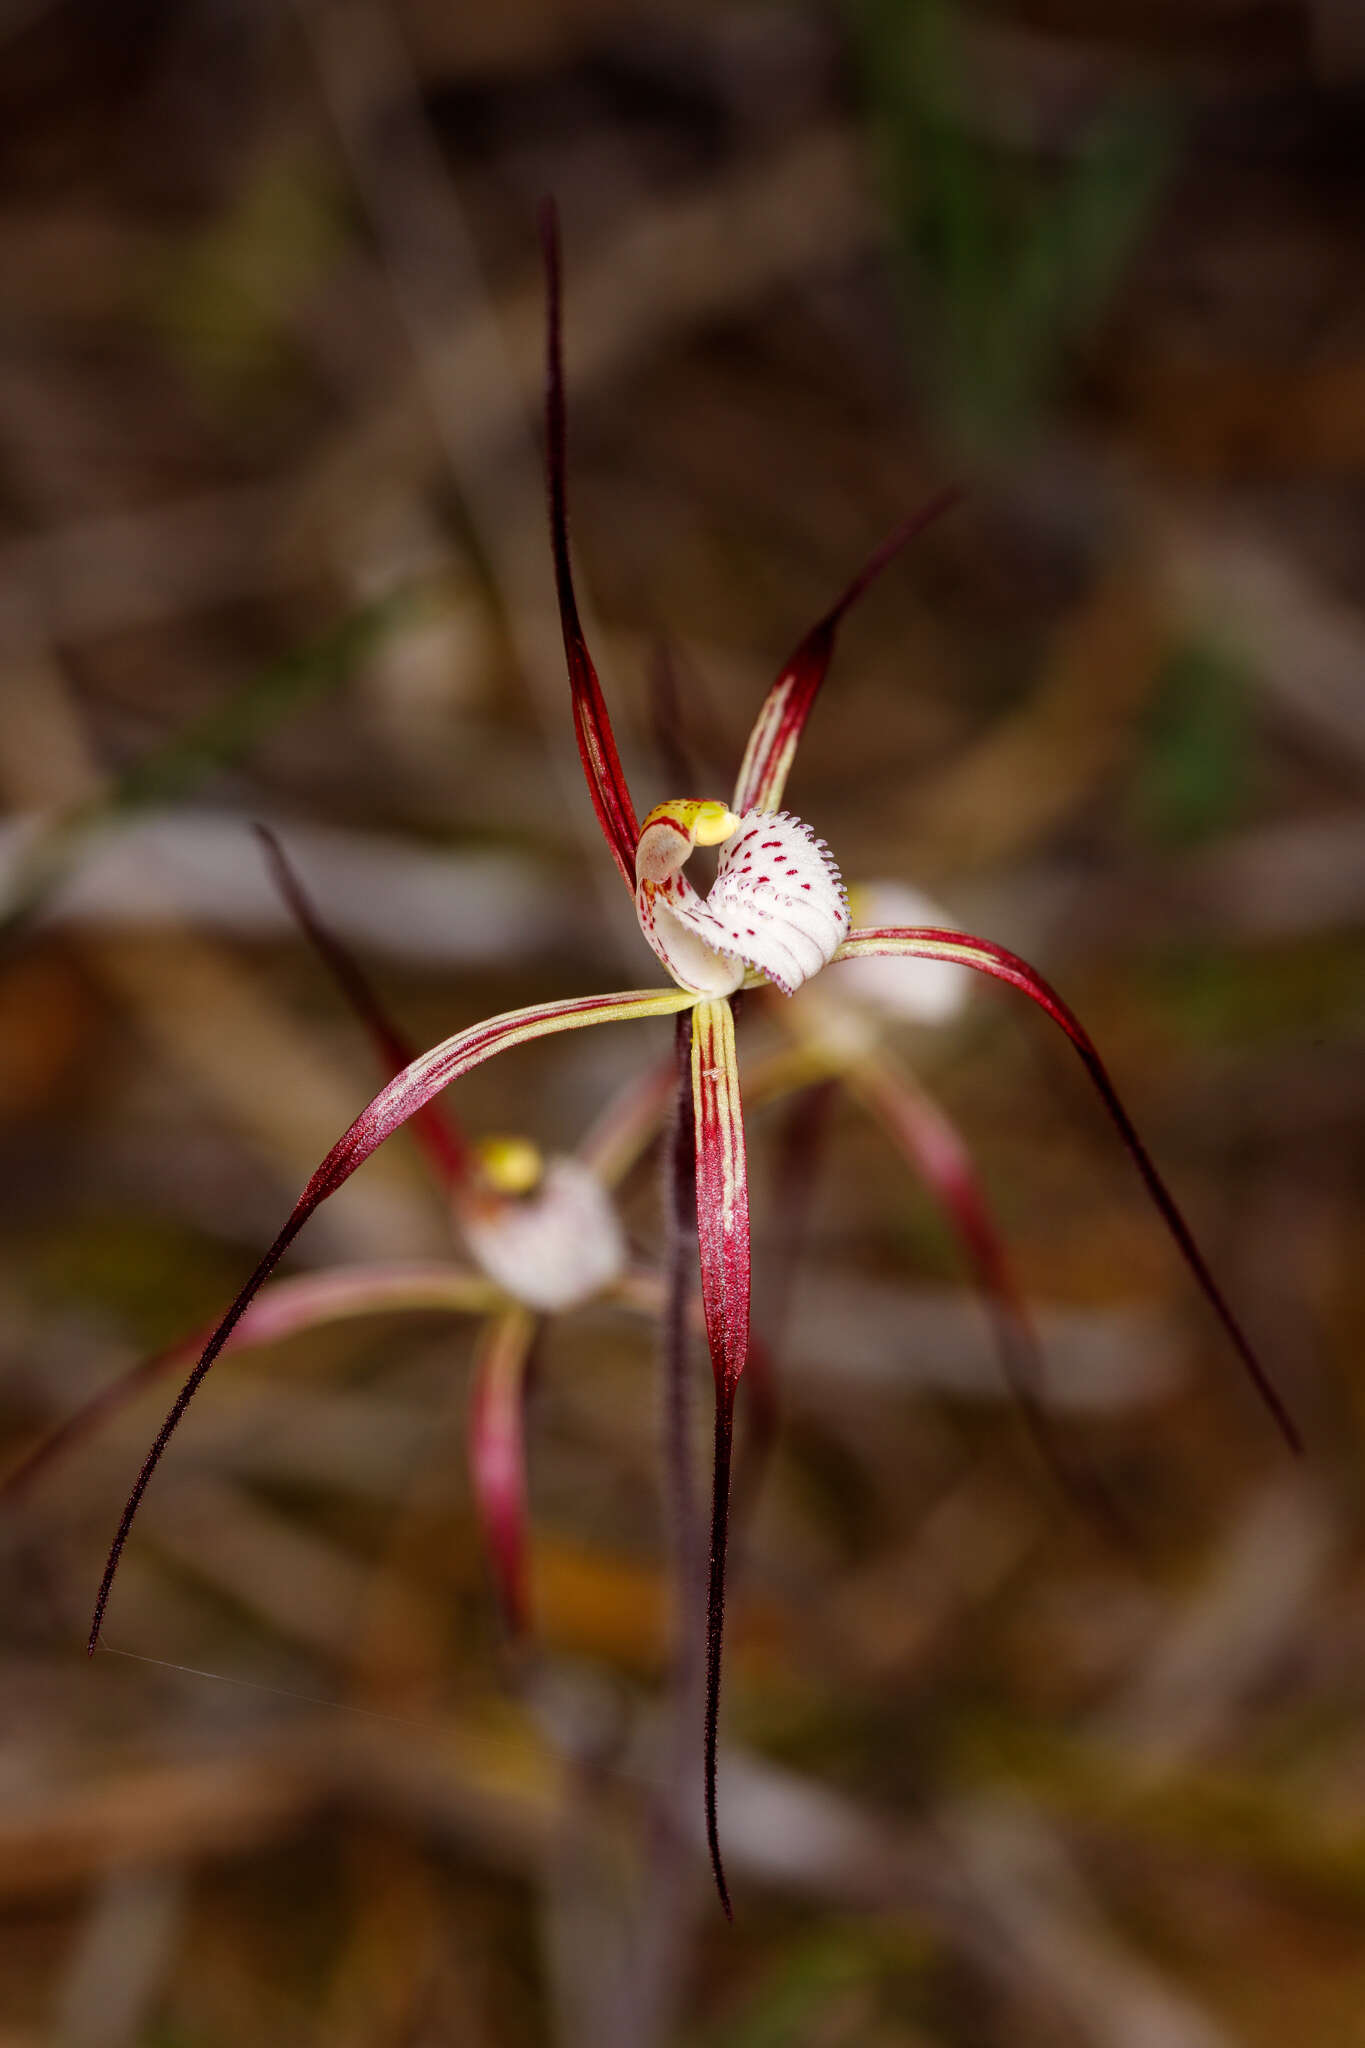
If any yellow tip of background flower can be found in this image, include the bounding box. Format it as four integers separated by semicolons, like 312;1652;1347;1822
477;1134;545;1197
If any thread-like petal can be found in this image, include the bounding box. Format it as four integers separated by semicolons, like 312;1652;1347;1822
835;928;1298;1451
540;201;639;889
731;490;960;819
256;825;471;1191
854;1050;1042;1397
88;983;694;1652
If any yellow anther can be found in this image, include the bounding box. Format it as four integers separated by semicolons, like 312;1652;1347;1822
476;1134;544;1197
636;800;743;890
689;801;741;847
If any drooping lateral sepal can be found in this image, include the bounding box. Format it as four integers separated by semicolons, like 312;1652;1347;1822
540;200;639;890
469;1305;540;1635
849;1048;1126;1532
731;488;961;819
1;1264;501;1509
835;927;1299;1452
87;983;695;1652
256;825;471;1192
853;1048;1047;1414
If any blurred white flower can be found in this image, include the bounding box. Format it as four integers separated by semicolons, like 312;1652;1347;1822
836;881;972;1025
460;1149;627;1313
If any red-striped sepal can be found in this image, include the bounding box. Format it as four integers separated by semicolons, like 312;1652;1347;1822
540;200;639;889
468;1305;539;1636
835;928;1298;1452
730;489;960;819
256;825;471;1191
690;994;750;1917
850;1048;1125;1532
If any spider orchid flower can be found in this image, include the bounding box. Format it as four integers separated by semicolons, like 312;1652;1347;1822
87;206;1295;1925
541;198;1294;1912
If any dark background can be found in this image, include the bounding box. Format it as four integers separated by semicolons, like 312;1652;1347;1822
1;2;1362;2042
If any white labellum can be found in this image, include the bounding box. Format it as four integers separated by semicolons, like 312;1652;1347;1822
636;807;849;998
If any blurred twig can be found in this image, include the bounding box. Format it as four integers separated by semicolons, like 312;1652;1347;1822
0;642;441;1258
292;0;640;958
858;0;1175;454
51;1869;184;2048
0;590;410;945
0;485;307;644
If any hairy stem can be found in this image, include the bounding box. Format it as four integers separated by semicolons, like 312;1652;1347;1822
703;1389;736;1920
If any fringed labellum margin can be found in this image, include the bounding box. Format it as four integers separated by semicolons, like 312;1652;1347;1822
635;799;850;999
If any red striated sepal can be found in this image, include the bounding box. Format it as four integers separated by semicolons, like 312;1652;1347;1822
690;998;750;1407
2;1264;499;1510
256;826;471;1193
836;928;1299;1452
731;488;961;819
852;1049;1126;1531
88;983;693;1652
856;1050;1047;1412
689;994;750;1918
539;200;640;890
468;1306;539;1636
